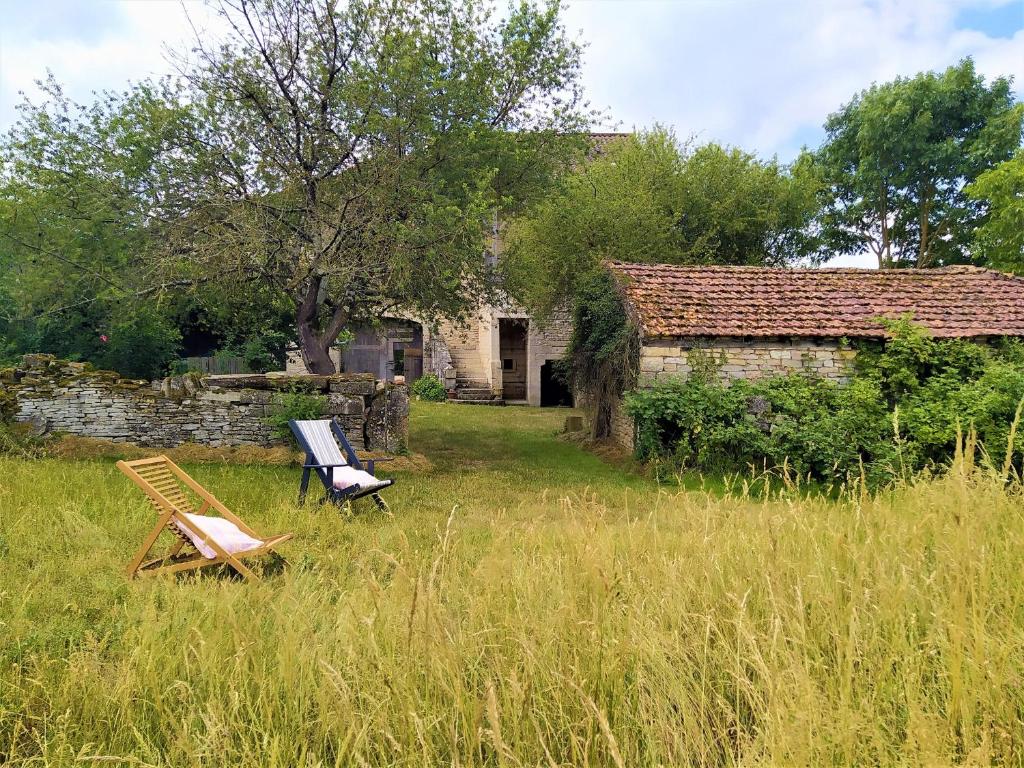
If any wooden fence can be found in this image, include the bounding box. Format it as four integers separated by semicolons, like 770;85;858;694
181;356;248;375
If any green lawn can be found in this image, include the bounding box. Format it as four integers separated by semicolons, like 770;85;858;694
2;403;1023;766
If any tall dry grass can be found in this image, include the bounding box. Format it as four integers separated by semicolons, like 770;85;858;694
1;405;1023;766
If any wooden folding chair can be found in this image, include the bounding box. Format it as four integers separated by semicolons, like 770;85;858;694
118;456;292;581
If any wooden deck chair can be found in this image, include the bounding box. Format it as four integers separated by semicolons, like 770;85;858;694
289;418;394;511
118;456;292;581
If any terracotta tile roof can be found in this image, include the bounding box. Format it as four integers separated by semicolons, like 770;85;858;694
607;261;1024;340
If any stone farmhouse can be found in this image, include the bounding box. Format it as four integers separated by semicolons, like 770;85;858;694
606;261;1024;446
286;133;630;407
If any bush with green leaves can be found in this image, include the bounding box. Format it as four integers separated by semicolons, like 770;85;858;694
627;319;1024;485
410;374;447;402
627;373;897;484
265;388;328;441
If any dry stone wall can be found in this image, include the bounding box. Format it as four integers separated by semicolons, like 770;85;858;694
639;337;855;384
1;355;408;452
610;336;858;449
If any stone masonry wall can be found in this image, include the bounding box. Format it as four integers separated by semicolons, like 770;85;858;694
639;336;855;384
611;336;857;448
2;355;408;452
526;308;573;406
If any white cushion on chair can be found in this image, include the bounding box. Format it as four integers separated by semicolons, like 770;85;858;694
332;466;390;492
177;513;264;559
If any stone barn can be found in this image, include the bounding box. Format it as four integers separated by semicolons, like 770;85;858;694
605;261;1024;447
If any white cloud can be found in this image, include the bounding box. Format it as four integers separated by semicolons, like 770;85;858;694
0;1;221;127
3;0;1019;149
563;0;1024;159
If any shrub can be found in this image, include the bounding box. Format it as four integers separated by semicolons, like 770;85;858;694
410;374;447;402
266;388;327;441
626;320;1024;486
92;306;182;380
627;373;895;483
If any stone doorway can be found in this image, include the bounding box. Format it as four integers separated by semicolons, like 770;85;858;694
498;318;528;401
540;360;573;406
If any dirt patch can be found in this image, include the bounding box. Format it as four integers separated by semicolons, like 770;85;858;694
46;436;298;465
45;434;432;472
560;431;647;474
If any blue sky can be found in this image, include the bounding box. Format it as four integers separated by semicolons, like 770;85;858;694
1;0;1022;266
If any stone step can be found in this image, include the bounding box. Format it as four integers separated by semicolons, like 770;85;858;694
448;398;506;406
453;392;495;401
455;388;493;398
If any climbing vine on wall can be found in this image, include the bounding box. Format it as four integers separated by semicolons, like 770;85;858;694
563;270;640;438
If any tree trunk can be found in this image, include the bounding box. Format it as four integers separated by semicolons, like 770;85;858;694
297;321;337;374
878;186;893;268
918;187;932;267
295;276;338;374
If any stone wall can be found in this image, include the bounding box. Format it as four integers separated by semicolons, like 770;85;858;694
611;336;858;448
2;355;408;452
639;336;855;384
526;309;574;406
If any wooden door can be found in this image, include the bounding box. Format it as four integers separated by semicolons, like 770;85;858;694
342;327;386;378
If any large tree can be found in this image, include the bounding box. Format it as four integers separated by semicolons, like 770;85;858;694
0;76;301;376
0;77;192;375
501;128;821;318
165;0;588;372
814;58;1023;269
1;0;589;374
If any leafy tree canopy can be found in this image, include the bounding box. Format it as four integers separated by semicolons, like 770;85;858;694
162;0;590;373
501;127;821;318
813;58;1023;268
966;150;1024;273
0;77;195;376
1;0;591;374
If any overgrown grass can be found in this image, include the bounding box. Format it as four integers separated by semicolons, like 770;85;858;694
2;403;1023;766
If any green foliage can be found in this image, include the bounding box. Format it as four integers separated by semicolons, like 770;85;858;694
410;374;447;402
234;332;289;374
966;150;1024;272
1;0;590;375
0;78;191;361
0;300;181;380
627;373;896;484
0;77;272;379
853;315;990;403
266;389;328;441
813;58;1023;268
91;305;181;379
674;143;823;265
502;127;822;318
4;405;1024;765
159;0;589;372
563;270;639;437
628;321;1024;485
